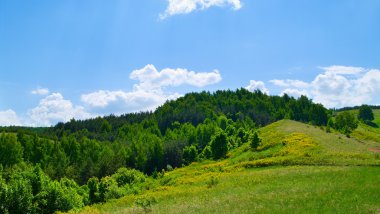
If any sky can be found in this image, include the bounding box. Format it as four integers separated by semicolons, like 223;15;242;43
1;0;380;126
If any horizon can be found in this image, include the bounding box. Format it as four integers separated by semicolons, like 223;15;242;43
1;0;380;126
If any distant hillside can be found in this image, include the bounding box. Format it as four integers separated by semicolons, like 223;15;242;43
21;89;328;139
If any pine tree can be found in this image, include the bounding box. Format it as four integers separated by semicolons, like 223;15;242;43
250;132;261;150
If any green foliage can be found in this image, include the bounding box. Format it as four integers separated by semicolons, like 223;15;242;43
201;145;213;159
112;167;146;187
35;180;83;214
182;145;198;165
218;115;228;130
3;178;33;214
100;119;112;133
210;130;229;160
0;133;23;167
0;89;339;213
87;177;99;204
250;132;261;150
358;105;374;122
335;112;358;135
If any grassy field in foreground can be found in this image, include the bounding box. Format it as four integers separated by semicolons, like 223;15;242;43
73;119;380;214
79;166;380;214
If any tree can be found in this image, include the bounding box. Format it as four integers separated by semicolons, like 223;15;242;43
358;105;374;123
326;118;334;133
335;112;358;135
210;131;228;160
309;104;328;126
250;132;261;150
100;120;112;133
0;133;23;167
87;177;99;204
182;145;198;165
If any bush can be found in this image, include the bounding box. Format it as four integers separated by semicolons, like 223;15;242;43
183;145;198;165
210;131;228;160
112;168;146;187
335;112;358;134
250;132;261;150
358;105;374;123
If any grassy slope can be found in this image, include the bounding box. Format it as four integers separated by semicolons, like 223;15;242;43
75;119;380;214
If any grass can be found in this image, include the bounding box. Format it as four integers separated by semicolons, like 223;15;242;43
78;166;380;214
229;120;380;167
71;118;380;214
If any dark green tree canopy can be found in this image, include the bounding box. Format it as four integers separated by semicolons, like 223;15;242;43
334;112;358;134
250;132;261;150
358;105;374;122
210;130;228;160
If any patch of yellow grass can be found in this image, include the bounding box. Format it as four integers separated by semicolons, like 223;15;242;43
277;133;316;157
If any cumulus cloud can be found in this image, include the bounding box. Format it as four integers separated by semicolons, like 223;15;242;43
28;93;92;126
31;87;50;95
245;80;269;94
280;89;309;98
81;64;221;113
81;90;181;113
0;110;22;126
269;65;380;108
160;0;242;19
130;64;221;92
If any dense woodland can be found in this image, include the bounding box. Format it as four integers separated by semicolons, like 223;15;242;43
0;88;359;213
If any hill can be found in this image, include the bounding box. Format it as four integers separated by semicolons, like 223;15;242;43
76;120;380;213
0;90;379;213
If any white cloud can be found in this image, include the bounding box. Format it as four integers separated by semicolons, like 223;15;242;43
270;65;380;108
130;64;221;92
320;65;365;75
160;0;242;19
28;93;92;126
270;79;309;88
81;90;181;113
81;64;221;113
245;80;269;94
280;89;309;98
31;88;50;95
0;110;22;126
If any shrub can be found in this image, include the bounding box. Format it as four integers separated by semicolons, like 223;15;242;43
183;145;198;165
210;131;228;160
250;132;261;150
112;167;146;187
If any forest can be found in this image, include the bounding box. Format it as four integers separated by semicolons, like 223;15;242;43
0;88;360;213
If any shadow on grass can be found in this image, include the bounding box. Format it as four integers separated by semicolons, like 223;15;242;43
365;121;379;128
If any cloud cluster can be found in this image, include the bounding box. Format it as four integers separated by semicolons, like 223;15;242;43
130;64;221;91
160;0;242;19
266;65;380;108
245;80;269;94
27;93;92;126
81;64;221;113
1;64;221;127
0;110;22;126
311;67;380;107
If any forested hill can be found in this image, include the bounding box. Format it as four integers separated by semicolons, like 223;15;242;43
41;88;328;140
0;89;343;213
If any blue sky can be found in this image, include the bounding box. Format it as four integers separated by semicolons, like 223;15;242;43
1;0;380;126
